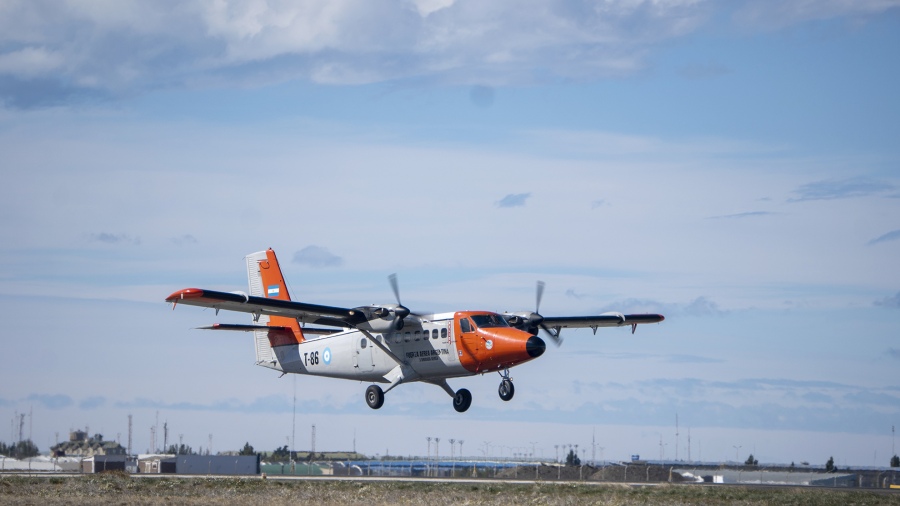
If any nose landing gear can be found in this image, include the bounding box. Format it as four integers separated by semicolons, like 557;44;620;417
498;369;515;401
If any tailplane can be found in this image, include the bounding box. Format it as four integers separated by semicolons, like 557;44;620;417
245;249;305;365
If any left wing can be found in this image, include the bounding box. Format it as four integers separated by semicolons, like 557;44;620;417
166;288;366;328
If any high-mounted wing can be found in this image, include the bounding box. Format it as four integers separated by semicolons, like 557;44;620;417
166;288;367;328
542;313;665;333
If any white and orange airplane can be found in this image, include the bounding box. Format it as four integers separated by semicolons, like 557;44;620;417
167;249;664;412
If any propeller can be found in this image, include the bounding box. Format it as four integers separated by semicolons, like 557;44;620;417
388;273;411;330
534;280;562;347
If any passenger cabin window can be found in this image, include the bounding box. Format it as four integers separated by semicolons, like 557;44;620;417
432;329;438;339
414;331;421;341
360;338;367;348
404;332;411;342
470;313;509;328
459;318;472;333
441;328;447;338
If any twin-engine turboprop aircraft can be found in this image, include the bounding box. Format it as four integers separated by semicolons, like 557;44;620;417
166;249;664;412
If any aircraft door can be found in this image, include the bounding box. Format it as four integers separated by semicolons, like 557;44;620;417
458;316;482;355
355;335;374;370
442;323;457;362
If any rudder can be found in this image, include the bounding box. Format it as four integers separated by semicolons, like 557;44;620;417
245;249;305;364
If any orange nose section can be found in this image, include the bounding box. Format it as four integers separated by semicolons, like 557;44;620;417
466;328;546;373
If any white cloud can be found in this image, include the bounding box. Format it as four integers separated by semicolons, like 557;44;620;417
733;0;900;29
0;47;64;78
0;0;715;105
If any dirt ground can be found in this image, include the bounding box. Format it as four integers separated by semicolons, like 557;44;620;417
2;472;898;506
496;464;685;483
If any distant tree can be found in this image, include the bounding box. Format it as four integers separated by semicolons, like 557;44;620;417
271;445;291;461
744;454;759;466
565;449;581;467
0;440;39;459
891;455;899;468
239;442;256;456
825;456;835;473
166;444;195;455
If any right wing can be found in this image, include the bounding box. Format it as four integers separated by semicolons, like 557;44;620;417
166;288;367;328
542;313;665;331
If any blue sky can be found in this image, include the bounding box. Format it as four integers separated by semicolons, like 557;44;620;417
1;0;899;466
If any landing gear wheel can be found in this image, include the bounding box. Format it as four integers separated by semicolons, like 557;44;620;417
498;379;515;401
365;385;385;409
452;388;472;413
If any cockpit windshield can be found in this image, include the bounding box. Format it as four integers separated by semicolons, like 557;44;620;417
470;313;509;328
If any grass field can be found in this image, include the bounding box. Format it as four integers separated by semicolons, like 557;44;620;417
1;473;898;505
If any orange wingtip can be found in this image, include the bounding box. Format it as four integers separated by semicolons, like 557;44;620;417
165;288;205;302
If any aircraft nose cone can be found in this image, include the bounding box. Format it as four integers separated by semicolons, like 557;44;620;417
526;335;546;358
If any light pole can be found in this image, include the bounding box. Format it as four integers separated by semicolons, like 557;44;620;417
733;445;742;463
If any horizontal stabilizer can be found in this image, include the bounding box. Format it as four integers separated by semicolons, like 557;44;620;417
197;323;339;335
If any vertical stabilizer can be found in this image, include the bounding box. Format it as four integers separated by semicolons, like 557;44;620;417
245;249;305;367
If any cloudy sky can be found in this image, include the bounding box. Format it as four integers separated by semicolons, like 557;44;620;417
1;0;899;467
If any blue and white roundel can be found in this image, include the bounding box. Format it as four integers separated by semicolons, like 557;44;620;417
322;348;332;365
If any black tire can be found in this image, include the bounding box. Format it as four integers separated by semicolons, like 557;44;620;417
453;388;472;413
498;379;515;401
365;385;384;409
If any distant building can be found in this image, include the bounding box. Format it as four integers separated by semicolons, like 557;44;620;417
51;431;127;457
82;455;137;473
138;454;260;475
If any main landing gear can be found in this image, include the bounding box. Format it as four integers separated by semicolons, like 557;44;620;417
364;382;473;412
498;369;515;401
365;385;384;409
452;388;472;412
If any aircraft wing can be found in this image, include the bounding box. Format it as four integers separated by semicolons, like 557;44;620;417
542;313;664;330
166;288;366;328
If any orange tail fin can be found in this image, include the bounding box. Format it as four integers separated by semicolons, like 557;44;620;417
246;249;305;347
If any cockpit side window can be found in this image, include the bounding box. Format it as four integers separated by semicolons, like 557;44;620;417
470;313;509;328
459;318;472;333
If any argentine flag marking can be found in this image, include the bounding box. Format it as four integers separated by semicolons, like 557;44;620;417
267;285;280;297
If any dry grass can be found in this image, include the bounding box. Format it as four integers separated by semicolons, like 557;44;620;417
1;473;898;506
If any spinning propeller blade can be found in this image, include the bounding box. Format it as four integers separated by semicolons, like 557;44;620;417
388;273;411;330
534;280;561;346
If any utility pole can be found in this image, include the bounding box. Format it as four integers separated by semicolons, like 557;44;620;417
675;414;679;462
292;376;297;459
127;414;132;456
311;425;316;456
